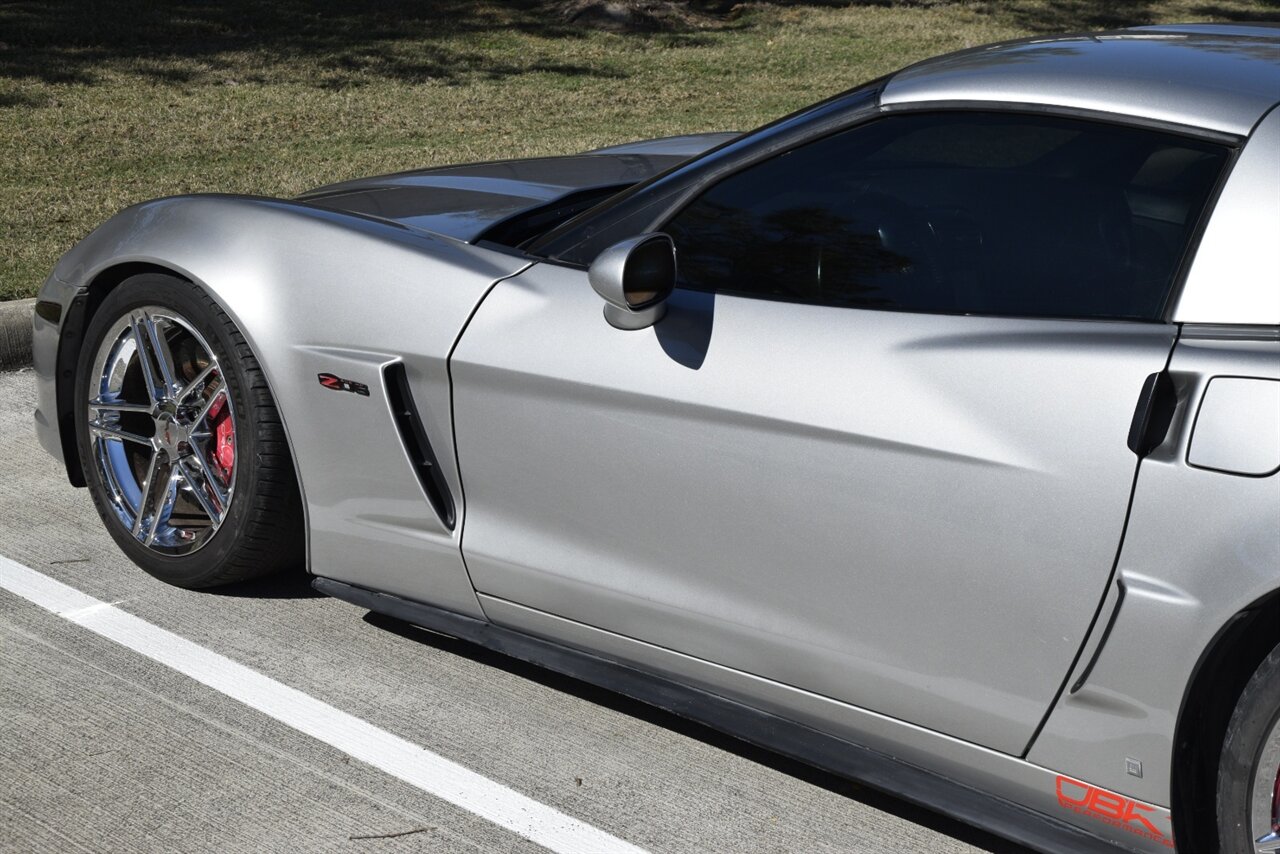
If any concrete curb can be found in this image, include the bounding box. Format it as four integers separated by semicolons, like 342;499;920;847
0;298;36;371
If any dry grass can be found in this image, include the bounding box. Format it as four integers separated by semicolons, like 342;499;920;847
1;0;1275;300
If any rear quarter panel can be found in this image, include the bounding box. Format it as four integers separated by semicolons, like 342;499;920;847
1029;333;1280;810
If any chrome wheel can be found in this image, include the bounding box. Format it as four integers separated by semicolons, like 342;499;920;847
87;307;236;555
1253;714;1280;853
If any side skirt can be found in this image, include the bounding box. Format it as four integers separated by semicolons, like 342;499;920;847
313;577;1123;854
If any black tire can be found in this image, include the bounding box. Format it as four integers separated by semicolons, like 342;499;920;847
1217;642;1280;854
74;273;304;588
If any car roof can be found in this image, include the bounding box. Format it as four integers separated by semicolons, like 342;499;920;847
880;23;1280;137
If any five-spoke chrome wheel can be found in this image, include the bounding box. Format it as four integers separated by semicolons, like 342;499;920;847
88;307;236;555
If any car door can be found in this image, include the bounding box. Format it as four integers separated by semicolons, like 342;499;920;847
449;109;1231;754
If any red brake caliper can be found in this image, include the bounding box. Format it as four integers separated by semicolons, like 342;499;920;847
206;395;235;483
1273;760;1280;834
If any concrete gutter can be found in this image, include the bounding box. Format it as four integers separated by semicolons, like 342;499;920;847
0;299;35;370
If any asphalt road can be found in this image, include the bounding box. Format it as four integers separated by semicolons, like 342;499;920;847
0;367;1028;854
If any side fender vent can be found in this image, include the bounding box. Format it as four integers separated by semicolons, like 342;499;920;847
384;362;456;530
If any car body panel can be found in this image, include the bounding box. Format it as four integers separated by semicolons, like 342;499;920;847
31;273;78;466
1029;330;1280;807
42;194;530;616
450;260;1176;755
880;28;1280;137
1173;105;1280;326
298;135;737;243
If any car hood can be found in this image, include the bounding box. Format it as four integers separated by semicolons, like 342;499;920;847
296;132;738;243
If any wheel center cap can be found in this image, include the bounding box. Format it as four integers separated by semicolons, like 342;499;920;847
153;407;189;459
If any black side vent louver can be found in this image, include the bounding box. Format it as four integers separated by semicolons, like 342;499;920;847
384;362;456;530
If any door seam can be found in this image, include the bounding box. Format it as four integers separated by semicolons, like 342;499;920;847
1018;323;1183;758
445;260;535;623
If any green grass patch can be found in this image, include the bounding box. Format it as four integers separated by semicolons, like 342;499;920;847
1;0;1275;300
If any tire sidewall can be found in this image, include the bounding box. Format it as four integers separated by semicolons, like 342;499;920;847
1218;643;1280;854
74;274;260;587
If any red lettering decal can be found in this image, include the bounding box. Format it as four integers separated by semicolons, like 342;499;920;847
1054;775;1172;847
1056;775;1091;808
1120;800;1164;838
1087;788;1127;822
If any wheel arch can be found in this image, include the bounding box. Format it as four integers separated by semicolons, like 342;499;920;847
56;261;195;486
1172;586;1280;852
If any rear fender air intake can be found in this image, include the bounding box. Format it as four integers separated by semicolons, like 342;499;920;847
383;362;456;530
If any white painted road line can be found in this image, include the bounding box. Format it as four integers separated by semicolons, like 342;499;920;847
0;555;649;854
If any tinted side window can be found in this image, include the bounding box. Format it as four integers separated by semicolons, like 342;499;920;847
662;112;1229;320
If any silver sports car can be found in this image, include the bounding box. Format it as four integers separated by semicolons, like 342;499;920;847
30;22;1280;854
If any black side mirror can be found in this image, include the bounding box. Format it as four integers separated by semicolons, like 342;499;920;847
587;233;676;330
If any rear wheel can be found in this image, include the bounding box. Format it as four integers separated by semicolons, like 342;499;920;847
1218;642;1280;854
74;273;304;587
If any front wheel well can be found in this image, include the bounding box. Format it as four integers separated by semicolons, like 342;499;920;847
55;262;193;486
1171;588;1280;853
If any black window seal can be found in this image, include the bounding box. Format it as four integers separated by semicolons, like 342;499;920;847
877;100;1242;146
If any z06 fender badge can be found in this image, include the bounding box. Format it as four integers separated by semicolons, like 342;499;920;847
317;373;370;396
1055;775;1173;848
